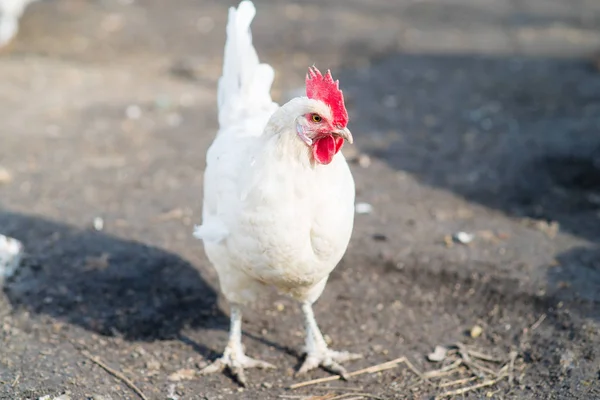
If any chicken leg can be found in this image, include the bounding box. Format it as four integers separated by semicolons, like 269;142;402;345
297;301;362;378
199;304;275;386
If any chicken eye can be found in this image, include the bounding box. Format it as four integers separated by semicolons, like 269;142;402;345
311;114;322;123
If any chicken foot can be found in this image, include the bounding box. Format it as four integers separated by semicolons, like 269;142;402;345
199;304;275;386
297;301;362;379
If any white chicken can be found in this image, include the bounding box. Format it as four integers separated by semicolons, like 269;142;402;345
194;0;359;385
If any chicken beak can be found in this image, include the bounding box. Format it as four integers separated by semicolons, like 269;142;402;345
334;127;353;144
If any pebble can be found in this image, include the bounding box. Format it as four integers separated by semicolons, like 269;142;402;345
453;231;474;244
93;217;104;231
470;325;483;338
427;345;447;362
355;202;373;214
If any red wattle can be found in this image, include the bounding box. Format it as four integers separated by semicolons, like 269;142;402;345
312;135;344;165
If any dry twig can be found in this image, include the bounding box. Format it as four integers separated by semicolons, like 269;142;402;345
289;357;422;389
329;393;384;400
530;314;546;331
456;343;498;377
436;376;507;398
466;349;503;363
423;359;462;379
438;376;478;388
508;351;518;385
306;393;336;400
314;386;363;392
81;350;148;400
463;358;499;377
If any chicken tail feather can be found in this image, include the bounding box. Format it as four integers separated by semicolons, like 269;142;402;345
217;0;275;129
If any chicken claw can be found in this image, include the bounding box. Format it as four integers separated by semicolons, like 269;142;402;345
297;348;362;379
200;345;275;386
298;301;362;379
200;304;275;386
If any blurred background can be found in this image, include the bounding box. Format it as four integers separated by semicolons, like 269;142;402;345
0;0;599;399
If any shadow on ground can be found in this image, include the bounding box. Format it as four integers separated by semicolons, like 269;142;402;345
0;210;227;345
339;51;600;309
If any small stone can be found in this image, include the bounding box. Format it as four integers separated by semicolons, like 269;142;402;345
453;231;474;244
470;325;483;338
262;382;272;389
355;202;373;214
93;217;104;231
275;303;285;312
427;345;447;362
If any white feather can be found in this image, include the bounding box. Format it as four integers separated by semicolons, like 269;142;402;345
216;0;278;130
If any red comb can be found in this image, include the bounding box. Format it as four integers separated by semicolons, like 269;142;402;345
305;66;348;128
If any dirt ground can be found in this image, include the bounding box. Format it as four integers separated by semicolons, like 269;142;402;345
1;0;600;399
